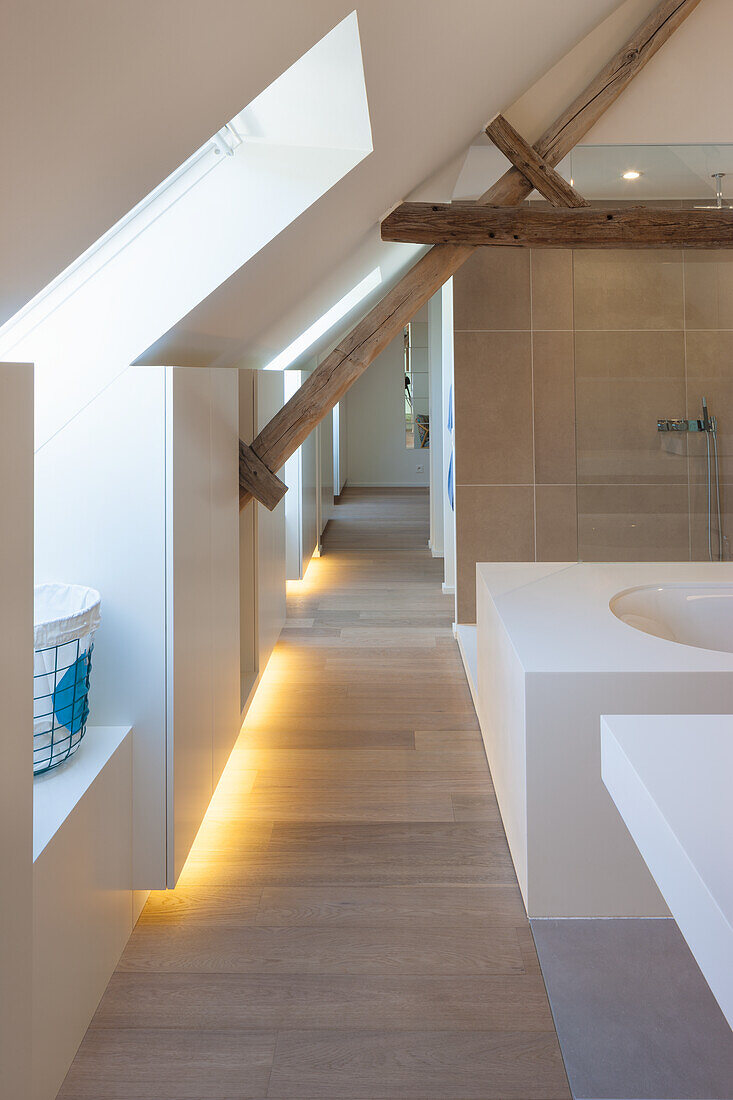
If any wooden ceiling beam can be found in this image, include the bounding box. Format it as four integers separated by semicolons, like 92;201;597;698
485;114;589;208
381;204;733;249
240;0;705;509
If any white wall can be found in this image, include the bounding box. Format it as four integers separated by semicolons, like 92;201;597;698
345;308;430;489
428;290;444;557
333;400;347;495
441;281;456;601
302;419;319;563
239;370;258;706
0;363;33;1099
319;409;334;537
256;371;287;671
284;370;318;580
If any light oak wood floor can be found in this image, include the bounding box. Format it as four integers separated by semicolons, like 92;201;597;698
58;487;570;1100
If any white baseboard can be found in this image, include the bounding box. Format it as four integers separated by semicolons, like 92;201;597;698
455;623;479;710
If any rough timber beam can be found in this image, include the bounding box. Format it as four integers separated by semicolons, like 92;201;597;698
485;114;589;208
381;204;733;249
239;438;287;510
240;0;705;510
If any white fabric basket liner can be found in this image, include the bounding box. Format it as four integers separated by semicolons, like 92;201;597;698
34;583;101;649
33;585;101;764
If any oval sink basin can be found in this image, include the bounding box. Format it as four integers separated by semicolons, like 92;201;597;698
610;584;733;654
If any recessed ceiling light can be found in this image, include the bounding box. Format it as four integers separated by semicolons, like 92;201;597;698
622;170;642;181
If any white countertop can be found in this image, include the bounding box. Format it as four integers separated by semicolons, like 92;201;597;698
33;725;132;861
601;714;733;1028
476;562;733;673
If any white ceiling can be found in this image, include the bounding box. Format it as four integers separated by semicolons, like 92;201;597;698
2;0;631;370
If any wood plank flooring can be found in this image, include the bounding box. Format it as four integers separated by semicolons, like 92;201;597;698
58;487;570;1100
323;485;431;549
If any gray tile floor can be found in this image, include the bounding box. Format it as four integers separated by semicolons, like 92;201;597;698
532;917;733;1100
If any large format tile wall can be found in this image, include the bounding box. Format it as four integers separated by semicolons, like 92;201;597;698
453;247;733;622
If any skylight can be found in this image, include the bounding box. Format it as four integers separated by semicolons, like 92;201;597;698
264;267;382;371
0;12;372;451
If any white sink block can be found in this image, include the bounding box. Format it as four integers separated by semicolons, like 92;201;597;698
602;714;733;1029
475;562;733;918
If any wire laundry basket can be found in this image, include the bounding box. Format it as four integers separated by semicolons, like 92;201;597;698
33;584;101;775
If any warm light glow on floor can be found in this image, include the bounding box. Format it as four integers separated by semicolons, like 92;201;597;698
285;553;321;596
171;556;329;888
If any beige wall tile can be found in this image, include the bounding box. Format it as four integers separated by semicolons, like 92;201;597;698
531;251;573;330
453;249;530;331
455;485;534;623
574;250;684;330
575;330;687;485
577;483;690;562
535;485;578;562
685;330;733;482
454;332;533;484
684;252;733;330
533;331;575;484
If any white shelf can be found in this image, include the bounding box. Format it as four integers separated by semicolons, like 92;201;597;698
33;726;131;861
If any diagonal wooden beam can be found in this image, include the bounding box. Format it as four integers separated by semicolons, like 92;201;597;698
485;114;589;208
240;0;705;509
381;204;733;248
239;438;287;510
243;243;475;509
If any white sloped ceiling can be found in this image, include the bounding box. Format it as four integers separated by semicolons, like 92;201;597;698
2;0;631;366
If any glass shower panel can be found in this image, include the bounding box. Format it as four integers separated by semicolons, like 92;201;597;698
574;251;690;562
571;144;733;563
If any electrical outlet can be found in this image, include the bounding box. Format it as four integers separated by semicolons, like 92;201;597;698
416;464;424;472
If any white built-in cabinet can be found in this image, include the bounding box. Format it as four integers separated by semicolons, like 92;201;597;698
35;364;241;891
8;361;295;1098
239;368;287;695
284;370;318;580
284;369;333;580
165;367;240;884
319;407;334;539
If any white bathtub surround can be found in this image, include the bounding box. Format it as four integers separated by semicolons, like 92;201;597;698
602;714;733;1030
475;562;733;918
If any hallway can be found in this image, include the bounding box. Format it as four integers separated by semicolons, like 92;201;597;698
58;488;569;1099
